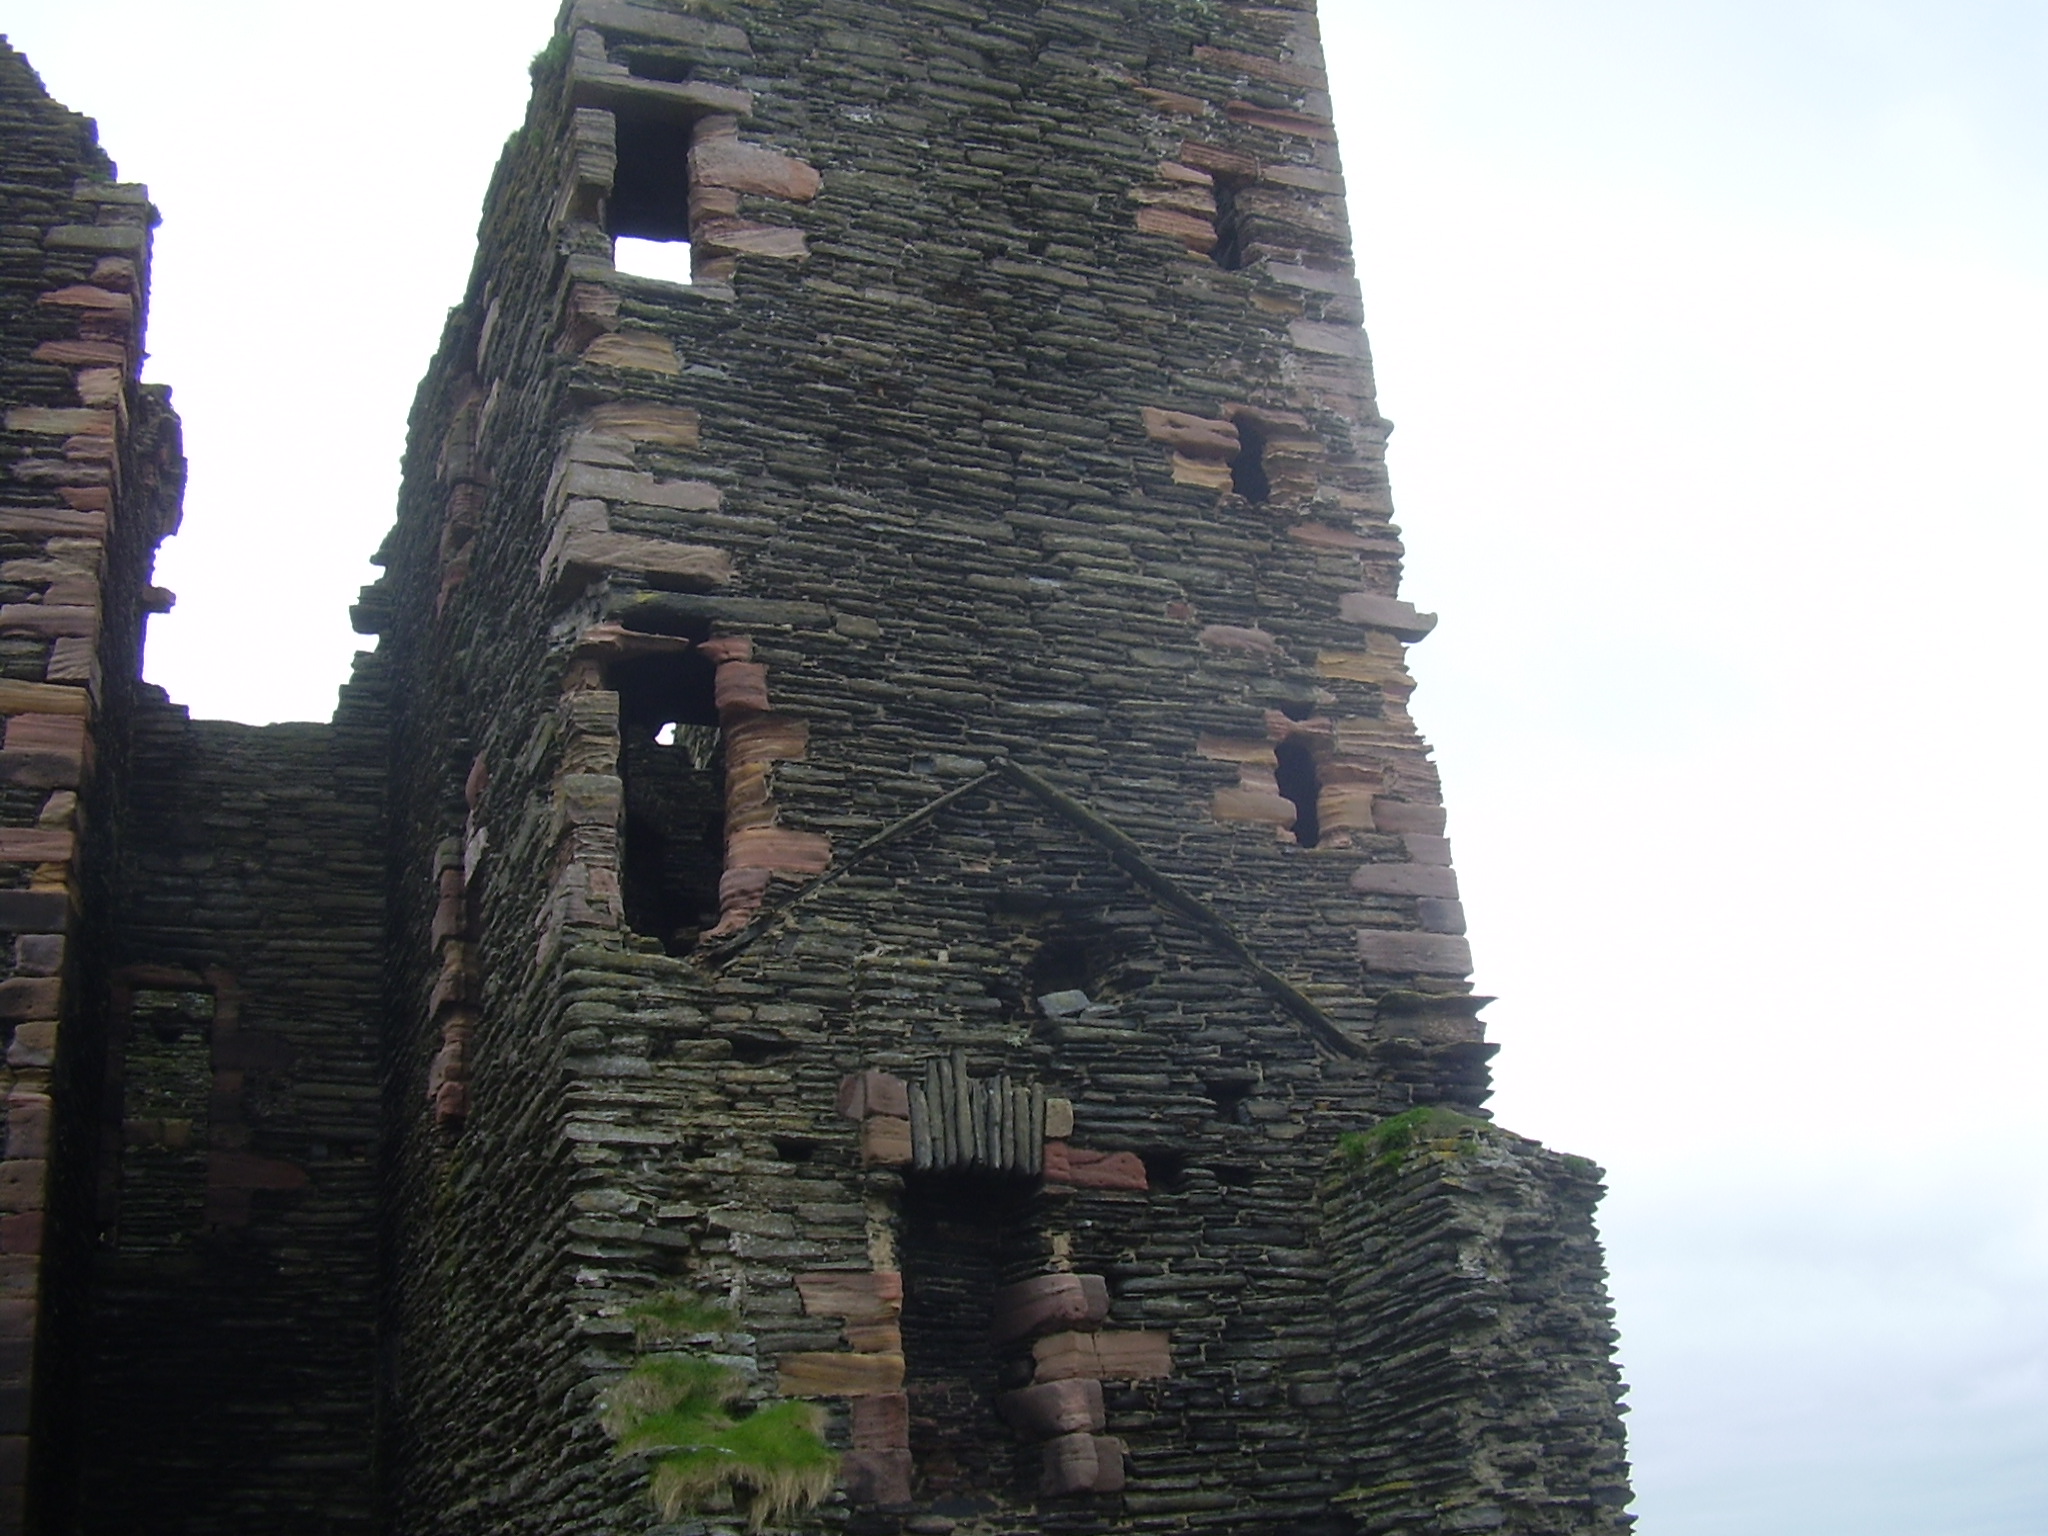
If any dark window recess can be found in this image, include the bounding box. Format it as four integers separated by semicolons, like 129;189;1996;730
1230;414;1271;503
608;111;694;242
117;989;217;1256
613;647;724;952
900;1176;1038;1500
1211;175;1252;270
1274;736;1322;848
1205;1078;1256;1124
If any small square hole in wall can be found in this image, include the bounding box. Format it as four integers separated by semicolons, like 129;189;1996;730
613;235;694;284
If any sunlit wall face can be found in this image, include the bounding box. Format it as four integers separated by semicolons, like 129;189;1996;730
5;3;2044;1533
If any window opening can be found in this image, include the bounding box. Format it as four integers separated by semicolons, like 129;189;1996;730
612;646;723;952
1230;414;1270;503
900;1174;1038;1500
1274;736;1322;848
118;988;217;1256
1205;1078;1256;1124
608;109;693;283
1211;174;1252;271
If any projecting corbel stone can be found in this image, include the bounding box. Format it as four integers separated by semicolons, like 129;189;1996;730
569;0;752;55
1339;591;1437;641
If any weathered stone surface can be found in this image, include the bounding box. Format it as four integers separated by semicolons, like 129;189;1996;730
796;1270;902;1323
998;1377;1106;1437
1032;1330;1173;1383
1042;1143;1148;1191
991;1272;1110;1345
776;1351;905;1397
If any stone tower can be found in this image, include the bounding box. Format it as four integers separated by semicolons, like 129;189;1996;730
0;4;1630;1533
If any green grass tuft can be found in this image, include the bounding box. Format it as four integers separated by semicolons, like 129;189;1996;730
1337;1106;1491;1172
602;1291;836;1530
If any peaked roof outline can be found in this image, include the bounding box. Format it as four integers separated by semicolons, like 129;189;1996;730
703;756;1370;1060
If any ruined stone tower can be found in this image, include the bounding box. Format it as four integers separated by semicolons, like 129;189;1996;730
0;3;1630;1532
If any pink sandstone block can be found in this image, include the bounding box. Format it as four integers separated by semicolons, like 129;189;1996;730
796;1270;902;1323
836;1069;909;1120
840;1448;913;1506
998;1377;1106;1438
1032;1330;1172;1383
1041;1432;1127;1495
859;1115;912;1167
992;1273;1111;1345
1042;1143;1148;1191
851;1391;909;1451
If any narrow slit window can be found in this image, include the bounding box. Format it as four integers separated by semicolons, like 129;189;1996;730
1274;736;1322;848
612;647;723;951
608;109;693;284
1211;175;1251;271
1230;415;1270;503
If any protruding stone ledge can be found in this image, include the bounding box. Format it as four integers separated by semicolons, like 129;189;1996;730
1339;591;1438;641
1357;930;1473;977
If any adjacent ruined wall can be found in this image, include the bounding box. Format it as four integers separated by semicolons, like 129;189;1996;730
68;688;388;1535
1322;1120;1633;1534
0;39;185;1534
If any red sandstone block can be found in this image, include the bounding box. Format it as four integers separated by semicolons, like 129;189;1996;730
4;1098;49;1162
4;1024;54;1071
689;138;824;202
0;831;72;865
844;1321;900;1353
0;981;59;1023
1041;1431;1126;1495
1140;406;1238;457
1042;1144;1148;1192
726;826;831;874
0;1301;33;1340
840;1448;912;1507
992;1273;1110;1345
851;1391;909;1451
434;1081;469;1126
836;1069;909;1120
1372;799;1448;835
776;1350;904;1397
0;1165;42;1215
0;1214;38;1257
796;1271;902;1323
859;1116;912;1167
0;608;97;641
998;1377;1105;1438
1198;625;1282;656
1032;1330;1172;1384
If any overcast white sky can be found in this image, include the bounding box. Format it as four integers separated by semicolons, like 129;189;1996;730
6;3;2045;1533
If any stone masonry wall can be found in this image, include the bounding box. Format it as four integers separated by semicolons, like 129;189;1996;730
0;39;186;1533
1321;1119;1633;1534
362;1;1629;1532
70;689;388;1535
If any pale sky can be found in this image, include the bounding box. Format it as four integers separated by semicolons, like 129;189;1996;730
6;4;2045;1533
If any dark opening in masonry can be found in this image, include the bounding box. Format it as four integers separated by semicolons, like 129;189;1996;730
1205;1078;1256;1124
1275;736;1321;848
612;647;723;952
1211;175;1251;271
608;108;693;281
900;1175;1038;1498
1230;414;1271;503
